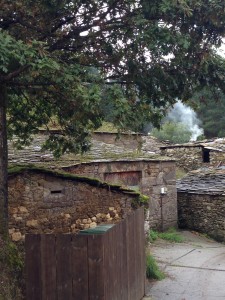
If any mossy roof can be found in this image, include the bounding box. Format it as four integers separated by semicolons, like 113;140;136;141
8;133;174;169
8;164;144;198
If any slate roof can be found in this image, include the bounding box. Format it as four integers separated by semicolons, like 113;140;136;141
8;133;172;169
160;138;225;152
177;167;225;195
8;165;143;198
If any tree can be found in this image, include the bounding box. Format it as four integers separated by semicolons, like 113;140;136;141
1;0;225;235
151;121;192;143
190;88;225;138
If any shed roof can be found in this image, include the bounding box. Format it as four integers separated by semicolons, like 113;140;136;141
160;138;225;152
177;167;225;195
8;165;145;199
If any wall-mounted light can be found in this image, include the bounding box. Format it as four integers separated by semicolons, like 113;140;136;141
160;187;167;195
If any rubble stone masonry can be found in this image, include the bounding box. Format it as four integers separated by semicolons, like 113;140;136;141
64;159;177;231
178;192;225;242
8;169;138;242
161;146;225;172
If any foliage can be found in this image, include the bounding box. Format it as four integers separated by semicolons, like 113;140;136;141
1;1;225;155
94;122;118;133
176;167;188;179
151;121;192;143
132;194;149;209
148;228;184;243
0;237;24;299
190;88;225;138
148;229;159;242
146;253;165;280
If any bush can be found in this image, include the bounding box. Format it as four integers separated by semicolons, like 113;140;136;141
0;237;24;300
146;253;165;280
148;229;159;243
151;121;192;143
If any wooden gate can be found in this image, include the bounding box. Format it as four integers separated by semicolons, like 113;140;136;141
25;208;145;300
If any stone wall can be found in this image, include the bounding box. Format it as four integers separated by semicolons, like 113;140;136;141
92;132;142;150
161;146;225;172
92;132;167;154
161;146;203;172
210;151;225;166
8;170;138;242
178;192;225;242
64;159;177;231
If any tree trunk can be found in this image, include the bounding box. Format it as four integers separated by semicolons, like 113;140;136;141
0;85;8;238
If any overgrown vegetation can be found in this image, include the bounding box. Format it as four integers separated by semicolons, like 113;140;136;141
191;88;225;138
148;227;184;243
146;228;184;281
146;253;165;280
151;121;192;144
0;237;24;300
176;167;187;179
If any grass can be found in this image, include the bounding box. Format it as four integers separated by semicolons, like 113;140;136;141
146;253;165;280
176;167;187;179
148;227;184;243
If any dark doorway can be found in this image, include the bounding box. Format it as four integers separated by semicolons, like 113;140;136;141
202;148;210;163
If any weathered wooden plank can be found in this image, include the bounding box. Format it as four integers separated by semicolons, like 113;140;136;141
140;208;146;298
121;218;128;300
134;209;140;300
56;234;72;300
109;224;118;300
71;234;89;300
132;211;138;300
133;207;145;300
88;234;105;300
25;234;42;300
127;212;137;300
40;234;57;300
103;227;111;300
114;221;124;300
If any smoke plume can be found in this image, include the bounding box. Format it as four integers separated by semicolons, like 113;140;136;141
166;100;203;141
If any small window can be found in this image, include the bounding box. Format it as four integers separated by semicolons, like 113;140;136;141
202;148;210;163
51;190;63;194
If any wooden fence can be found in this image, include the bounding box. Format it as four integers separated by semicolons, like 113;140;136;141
25;207;145;300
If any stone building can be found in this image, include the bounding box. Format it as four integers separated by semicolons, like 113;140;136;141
63;158;177;231
8;132;177;232
92;131;167;154
177;167;225;242
160;138;225;172
8;166;143;242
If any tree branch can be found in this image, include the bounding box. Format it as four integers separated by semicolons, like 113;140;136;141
1;66;29;83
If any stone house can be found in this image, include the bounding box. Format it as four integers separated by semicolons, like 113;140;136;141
8;132;177;233
63;158;177;231
8;166;144;242
177;167;225;242
92;131;166;154
160;138;225;172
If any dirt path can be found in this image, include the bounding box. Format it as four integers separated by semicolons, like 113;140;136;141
145;231;225;300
